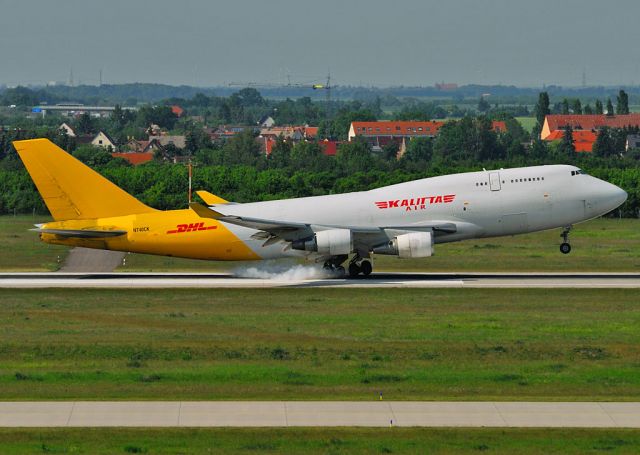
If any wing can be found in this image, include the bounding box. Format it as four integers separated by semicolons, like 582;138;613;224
189;202;457;250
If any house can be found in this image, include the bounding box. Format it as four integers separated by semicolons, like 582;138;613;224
124;138;162;153
348;121;446;142
626;134;640;151
258;115;276;128
148;135;186;149
171;105;184;117
58;122;76;137
111;152;154;165
91;131;117;149
540;114;640;140
544;130;597;153
348;120;508;151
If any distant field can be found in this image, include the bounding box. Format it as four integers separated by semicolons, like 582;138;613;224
3;215;640;273
1;288;639;401
2;428;640;454
515;116;536;133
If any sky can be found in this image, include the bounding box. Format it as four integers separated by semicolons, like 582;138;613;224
2;0;640;88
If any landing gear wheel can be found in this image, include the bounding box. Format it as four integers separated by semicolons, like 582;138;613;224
560;242;572;254
360;260;372;276
335;266;345;276
348;263;361;278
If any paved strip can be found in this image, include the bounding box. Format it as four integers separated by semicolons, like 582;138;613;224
0;402;639;427
1;272;640;289
58;247;125;273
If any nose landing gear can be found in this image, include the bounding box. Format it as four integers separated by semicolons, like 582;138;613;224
560;225;572;254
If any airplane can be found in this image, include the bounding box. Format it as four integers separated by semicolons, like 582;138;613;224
13;138;628;277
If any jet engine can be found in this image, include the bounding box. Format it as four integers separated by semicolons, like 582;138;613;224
373;231;433;258
292;229;352;255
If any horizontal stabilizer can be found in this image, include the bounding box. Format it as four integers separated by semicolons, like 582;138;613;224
189;202;224;219
196;190;229;205
32;228;127;239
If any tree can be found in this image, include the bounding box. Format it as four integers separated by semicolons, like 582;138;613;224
534;92;550;127
76;112;95;135
561;126;575;155
561;99;570;115
402;137;432;162
336;140;374;174
616;89;629;115
593;127;615;157
477;96;490;113
583;104;594;115
595;100;604;115
571;99;582;115
606;99;614;116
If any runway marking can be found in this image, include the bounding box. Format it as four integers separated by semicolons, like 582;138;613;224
1;273;640;289
1;401;639;427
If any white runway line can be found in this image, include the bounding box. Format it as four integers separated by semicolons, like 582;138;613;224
0;401;639;428
1;272;640;289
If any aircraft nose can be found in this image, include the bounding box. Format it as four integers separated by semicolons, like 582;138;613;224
601;182;627;212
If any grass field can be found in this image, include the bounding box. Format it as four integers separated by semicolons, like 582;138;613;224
515;116;537;133
3;215;640;272
2;428;640;454
0;216;68;271
1;288;639;401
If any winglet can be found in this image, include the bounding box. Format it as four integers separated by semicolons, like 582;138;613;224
189;202;224;219
196;190;229;205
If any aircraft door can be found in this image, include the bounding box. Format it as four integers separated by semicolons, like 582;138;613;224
489;172;501;191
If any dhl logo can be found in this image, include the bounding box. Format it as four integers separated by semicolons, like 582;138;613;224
375;194;455;211
166;222;218;234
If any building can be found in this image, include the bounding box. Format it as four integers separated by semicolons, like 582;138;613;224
148;135;186;149
349;120;508;151
58;122;76;137
544;130;597;153
111;152;154;165
91;131;117;149
626;134;640;151
170;105;184;117
541;114;640;140
258;115;276;128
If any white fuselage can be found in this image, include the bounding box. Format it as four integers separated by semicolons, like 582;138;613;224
213;165;627;260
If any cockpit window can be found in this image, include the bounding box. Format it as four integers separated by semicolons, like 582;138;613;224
571;169;588;176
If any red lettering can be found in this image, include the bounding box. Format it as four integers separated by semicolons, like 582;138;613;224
443;194;455;203
388;200;399;208
400;199;409;207
420;205;426;209
434;196;443;203
405;206;412;211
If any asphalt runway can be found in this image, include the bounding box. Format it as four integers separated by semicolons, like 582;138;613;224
0;401;639;427
0;272;640;288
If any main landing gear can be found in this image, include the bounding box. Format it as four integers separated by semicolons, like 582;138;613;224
347;255;373;278
560;225;572;254
323;254;347;276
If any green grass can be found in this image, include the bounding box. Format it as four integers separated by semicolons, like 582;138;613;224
515;116;537;133
0;216;68;271
2;428;640;454
1;288;639;401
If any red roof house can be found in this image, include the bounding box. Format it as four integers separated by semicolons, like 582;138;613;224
541;114;640;140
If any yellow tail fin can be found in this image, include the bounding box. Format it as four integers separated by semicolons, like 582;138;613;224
14;138;156;221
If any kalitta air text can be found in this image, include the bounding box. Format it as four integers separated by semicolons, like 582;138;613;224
374;194;455;211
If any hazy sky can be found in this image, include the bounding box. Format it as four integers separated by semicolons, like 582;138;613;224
2;0;640;88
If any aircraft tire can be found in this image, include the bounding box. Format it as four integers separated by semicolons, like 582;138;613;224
560;242;571;254
348;263;361;278
360;260;372;276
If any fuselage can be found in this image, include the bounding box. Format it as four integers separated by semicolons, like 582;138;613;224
41;164;627;261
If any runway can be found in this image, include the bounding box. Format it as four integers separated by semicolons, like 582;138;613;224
1;272;640;288
1;401;639;427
